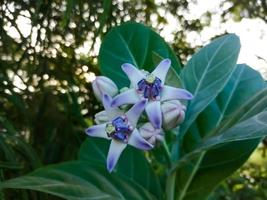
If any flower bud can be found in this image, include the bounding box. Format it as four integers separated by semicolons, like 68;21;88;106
139;123;164;145
92;76;118;101
94;110;109;124
161;100;186;130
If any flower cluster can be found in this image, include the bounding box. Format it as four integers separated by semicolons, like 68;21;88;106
86;59;193;172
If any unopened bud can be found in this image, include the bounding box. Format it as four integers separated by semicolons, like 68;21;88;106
161;100;186;130
139;123;164;145
92;76;118;101
94;111;109;124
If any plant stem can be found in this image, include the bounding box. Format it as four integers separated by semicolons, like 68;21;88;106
163;139;176;200
177;151;206;200
162;139;172;167
166;171;176;200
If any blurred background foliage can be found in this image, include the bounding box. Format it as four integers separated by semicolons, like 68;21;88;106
0;0;266;199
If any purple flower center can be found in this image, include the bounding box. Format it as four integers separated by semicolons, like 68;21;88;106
105;116;132;143
137;74;162;100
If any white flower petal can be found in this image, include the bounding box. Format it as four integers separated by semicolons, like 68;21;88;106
152;58;171;84
128;129;153;150
111;89;140;107
121;63;145;85
107;140;127;172
145;101;162;129
102;94;123;119
85;124;109;139
125;99;147;127
161;86;193;101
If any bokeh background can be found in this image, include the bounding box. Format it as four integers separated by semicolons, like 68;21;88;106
0;0;267;199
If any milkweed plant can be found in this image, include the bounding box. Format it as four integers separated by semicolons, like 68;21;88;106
1;22;267;200
88;58;193;172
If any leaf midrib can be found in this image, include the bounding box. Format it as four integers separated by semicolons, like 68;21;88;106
116;30;138;67
215;66;244;127
192;36;231;95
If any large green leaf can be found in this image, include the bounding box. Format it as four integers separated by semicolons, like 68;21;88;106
174;64;266;199
78;138;162;198
172;85;267;200
0;161;156;200
99;22;182;88
180;65;265;200
171;34;241;198
180;34;241;141
172;111;267;200
188;64;264;138
172;110;267;172
200;111;267;147
184;64;265;151
214;87;267;134
171;87;267;172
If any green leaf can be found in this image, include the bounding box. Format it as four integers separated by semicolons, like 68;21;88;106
200;111;267;147
180;34;241;140
99;22;182;88
173;64;266;200
172;110;267;172
173;111;267;200
0;161;156;200
184;64;265;151
78;138;162;198
173;87;267;172
214;87;267;134
78;138;109;164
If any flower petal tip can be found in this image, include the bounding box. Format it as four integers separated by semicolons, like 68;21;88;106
103;93;113;103
135;138;154;150
142;141;154;150
121;63;133;71
103;93;110;100
139;99;148;106
107;158;115;173
142;137;154;150
185;91;194;99
154;122;161;129
163;58;171;65
85;127;94;136
110;99;118;107
151;118;161;129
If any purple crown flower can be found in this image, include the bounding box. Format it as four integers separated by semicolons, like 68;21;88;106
111;59;193;129
85;94;153;172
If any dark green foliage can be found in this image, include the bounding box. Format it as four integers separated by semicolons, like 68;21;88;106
1;161;156;200
0;1;267;200
99;22;182;88
78;138;162;198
